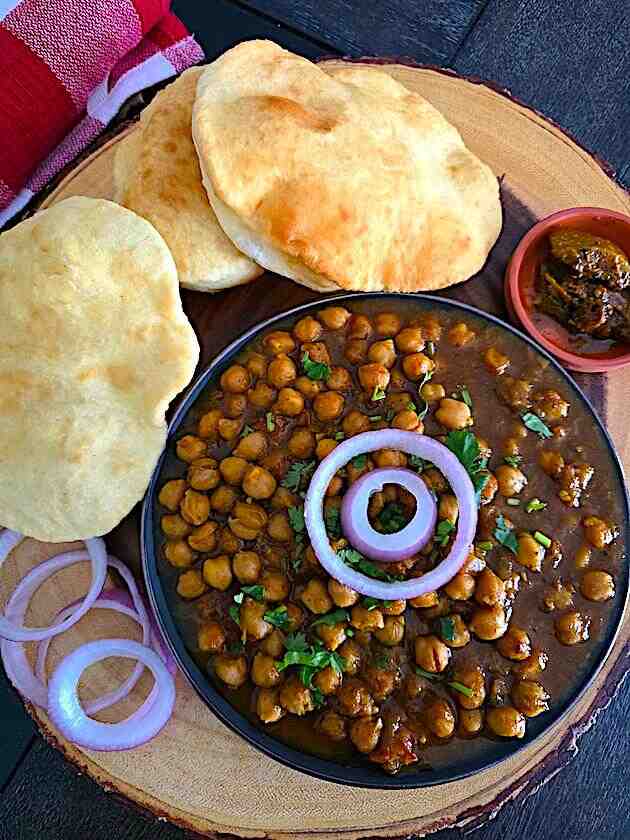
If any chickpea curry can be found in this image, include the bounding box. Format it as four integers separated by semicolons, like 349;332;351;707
156;299;626;776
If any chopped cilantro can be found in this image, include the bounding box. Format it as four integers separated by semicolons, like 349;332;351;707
439;616;456;642
227;640;244;654
374;652;391;669
282;460;316;492
310;608;350;627
278;634;345;678
534;530;552;548
445;429;490;504
494;513;519;555
228;604;240;625
503;454;522;468
284;632;308;652
288;506;305;534
337;547;404;582
362;597;392;611
477;540;493;552
448;680;474;698
369;415;382;423
415;666;440;681
521;412;553;439
409;454;426;472
525;498;547;513
334;431;345;441
372;384;387;401
263;605;291;630
426;341;436;357
236;584;265;602
407;401;417;412
325;506;342;538
377;502;407;534
455;384;473;408
435;519;455;546
302;351;331;381
240;424;254;438
265;412;275;432
385;409;395;423
352;454;367;469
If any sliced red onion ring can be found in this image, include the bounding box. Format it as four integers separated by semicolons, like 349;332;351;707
0;539;107;642
304;430;477;600
341;467;437;562
48;638;175;751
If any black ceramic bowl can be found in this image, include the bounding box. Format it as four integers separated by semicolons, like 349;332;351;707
141;293;629;789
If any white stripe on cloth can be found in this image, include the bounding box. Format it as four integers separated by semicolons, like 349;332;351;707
0;0;21;23
87;51;174;123
0;187;33;227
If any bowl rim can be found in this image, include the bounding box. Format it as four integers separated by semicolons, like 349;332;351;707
505;206;630;373
141;291;629;790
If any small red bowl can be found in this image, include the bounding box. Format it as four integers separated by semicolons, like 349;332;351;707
505;207;630;373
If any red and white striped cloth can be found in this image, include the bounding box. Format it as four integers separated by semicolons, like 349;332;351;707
0;0;204;226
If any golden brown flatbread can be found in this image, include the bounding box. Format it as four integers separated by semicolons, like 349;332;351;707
192;41;502;292
0;197;199;542
114;67;262;293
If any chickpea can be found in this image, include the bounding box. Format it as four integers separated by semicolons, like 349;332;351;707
217;418;241;441
250;652;282;688
495;464;527;497
367;339;397;369
415;635;451;673
580;570;615;602
197;621;225;653
234;431;268;461
271;486;299;510
164;539;195;568
358;362;390;392
213;653;248;688
266;510;291;542
224;394;247;419
232;550;261;584
300;578;334;614
420;382;445;403
302;343;330;368
245;352;267;379
392;409;422;431
180;489;210;526
177;569;205;599
448;322;475;347
496;625;531;661
351;605;384;632
260;450;289;481
532;389;569;423
483;347;511;375
218;526;241;555
242;465;277;500
279;675;314;715
374;615;405;646
274;387;305;417
327;579;359;608
188;521;219;552
159;479;187;511
435;397;472;430
326;475;344;497
268;354;297;389
373;312;401;336
293;315;322;343
512;680;549;718
202;555;232;591
575;544;592;569
187;459;220;491
161;513;191;540
239;598;271;641
348;314;373;340
513;648;548;679
459;708;484;736
538;449;565;478
438;494;459;524
311;439;335;463
248;380;276;409
555;611;590;645
452;664;486;710
316;621;347;650
516;533;545;572
198;409;222;439
479;473;498;505
176;435;207;463
324;368;351;394
425;698;455;738
317;709;346;741
469;604;508;641
401;352;434;381
318;305;351;330
312;391;344;423
444;614;471;648
209;485;237;515
344;338;368;364
342;409;371;436
311;665;341;697
475;568;506;607
260;570;289;602
218;456;247;486
486;706;526;738
337;678;378;718
445;572;475;601
382;599;406;616
257;687;284;723
583;516;619;549
260;629;285;659
263;330;295;355
339;639;362;675
409;587;440;609
462;550;486;574
350;716;383;753
395;326;425;353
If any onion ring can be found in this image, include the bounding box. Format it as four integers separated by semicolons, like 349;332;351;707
341;467;437;562
304;430;477;599
0;538;107;642
48;639;175;751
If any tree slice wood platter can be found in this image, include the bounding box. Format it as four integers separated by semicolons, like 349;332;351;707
2;61;630;838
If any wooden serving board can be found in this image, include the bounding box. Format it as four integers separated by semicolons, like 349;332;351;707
2;62;630;838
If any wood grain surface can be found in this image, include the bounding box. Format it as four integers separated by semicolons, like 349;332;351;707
2;3;630;840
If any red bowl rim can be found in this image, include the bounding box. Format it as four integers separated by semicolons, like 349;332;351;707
505;206;630;373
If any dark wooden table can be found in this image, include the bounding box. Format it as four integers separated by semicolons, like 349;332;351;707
1;2;629;838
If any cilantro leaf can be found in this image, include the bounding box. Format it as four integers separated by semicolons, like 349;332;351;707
227;640;244;654
525;498;547;513
351;454;367;469
240;424;254;438
448;680;474;698
284;632;308;652
302;351;331;381
494;513;519;555
439;616;456;642
377;502;407;534
288;506;305;534
503;454;522;468
325;506;342;538
455;385;473;408
409;454;426;472
445;429;490;504
266;412;275;432
373;652;391;669
238;584;265;602
435;519;455;546
278;634;345;678
282;460;316;493
337;547;404;582
371;384;387;401
311;608;350;627
362;597;392;611
521;412;553;439
264;605;291;630
228;604;240;625
415;666;441;681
